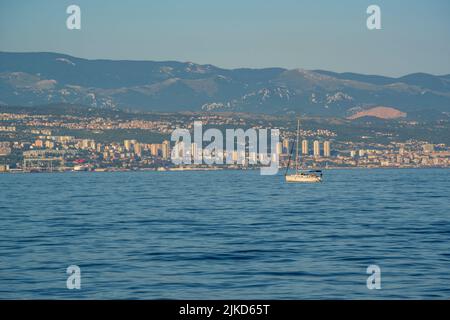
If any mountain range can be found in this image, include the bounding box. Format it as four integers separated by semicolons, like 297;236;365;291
1;52;449;120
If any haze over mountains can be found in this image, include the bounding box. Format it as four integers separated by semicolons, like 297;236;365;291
1;52;449;120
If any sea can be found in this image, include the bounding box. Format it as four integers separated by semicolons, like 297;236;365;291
0;169;449;299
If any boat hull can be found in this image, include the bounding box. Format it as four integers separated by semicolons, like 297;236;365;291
285;174;322;183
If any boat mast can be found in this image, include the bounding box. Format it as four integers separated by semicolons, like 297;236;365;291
295;118;300;173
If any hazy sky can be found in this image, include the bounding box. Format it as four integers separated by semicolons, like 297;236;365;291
1;0;449;76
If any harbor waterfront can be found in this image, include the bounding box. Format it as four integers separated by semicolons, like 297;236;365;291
0;169;449;299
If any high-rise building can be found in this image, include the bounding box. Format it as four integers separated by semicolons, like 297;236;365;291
302;140;308;155
124;140;132;152
323;141;331;157
249;152;257;163
313;140;320;157
232;150;238;162
134;143;142;157
191;142;201;162
162;140;170;160
173;141;184;161
276;142;283;155
282;139;290;154
150;144;161;157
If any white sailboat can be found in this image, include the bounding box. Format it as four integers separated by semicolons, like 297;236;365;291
285;119;323;183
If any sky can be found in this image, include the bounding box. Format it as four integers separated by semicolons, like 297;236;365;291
0;0;449;77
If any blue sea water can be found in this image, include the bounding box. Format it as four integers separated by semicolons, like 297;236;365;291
0;169;449;299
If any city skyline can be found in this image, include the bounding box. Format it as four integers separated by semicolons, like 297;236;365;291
1;108;449;173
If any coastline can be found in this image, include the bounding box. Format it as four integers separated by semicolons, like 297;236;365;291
1;165;449;174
